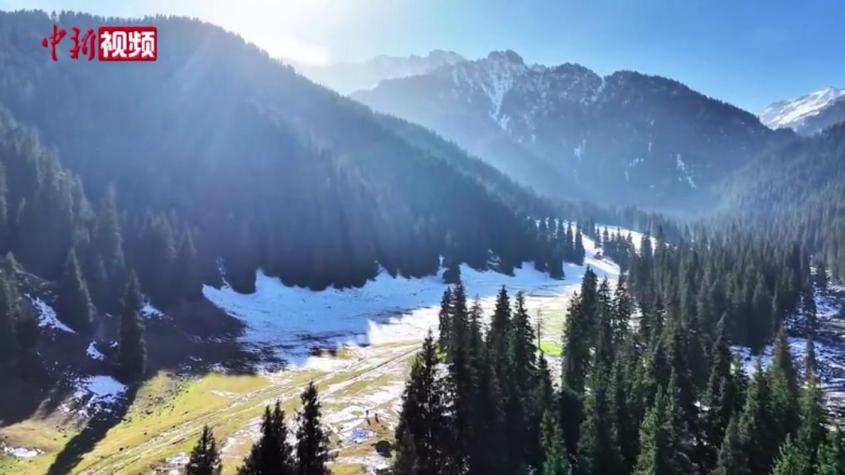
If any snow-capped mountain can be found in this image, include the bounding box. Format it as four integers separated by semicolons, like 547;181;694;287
289;50;465;95
759;86;845;136
353;51;786;210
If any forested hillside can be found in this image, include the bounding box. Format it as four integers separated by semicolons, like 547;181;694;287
0;10;559;298
725;122;845;281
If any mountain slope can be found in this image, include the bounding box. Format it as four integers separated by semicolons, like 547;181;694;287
290;50;465;95
759;86;845;136
724;121;845;279
0;11;543;292
353;50;790;210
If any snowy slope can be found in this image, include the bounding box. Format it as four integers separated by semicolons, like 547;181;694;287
203;232;618;366
759;87;845;135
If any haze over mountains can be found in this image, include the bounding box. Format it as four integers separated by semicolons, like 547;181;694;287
348;50;792;210
288;50;465;95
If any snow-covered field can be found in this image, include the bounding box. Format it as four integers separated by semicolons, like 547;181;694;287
203;232;619;367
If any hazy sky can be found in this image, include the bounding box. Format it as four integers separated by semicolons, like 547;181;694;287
2;0;843;112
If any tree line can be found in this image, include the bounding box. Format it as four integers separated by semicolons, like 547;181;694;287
394;252;842;474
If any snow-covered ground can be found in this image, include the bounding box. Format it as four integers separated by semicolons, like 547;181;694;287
86;342;105;361
2;445;41;458
203;233;619;367
732;287;845;420
29;296;75;333
63;375;128;418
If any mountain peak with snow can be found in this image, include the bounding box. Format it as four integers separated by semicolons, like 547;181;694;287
759;86;845;136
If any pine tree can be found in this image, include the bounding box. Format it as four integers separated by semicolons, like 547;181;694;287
0;274;17;364
394;332;453;474
296;382;328;475
57;248;94;333
437;287;453;352
238;402;294;474
815;429;844;475
186;425;222;475
712;417;749;475
92;185;126;311
504;291;538;471
541;410;572;475
173;230;202;301
117;272;146;381
633;388;675;475
573;229;586;266
798;355;827;471
738;361;778;474
702;315;736;468
488;286;511;385
769;325;800;448
771;435;810;475
577;370;621;475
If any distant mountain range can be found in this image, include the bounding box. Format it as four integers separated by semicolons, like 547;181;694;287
351;50;790;210
288;50;464;95
759;86;845;136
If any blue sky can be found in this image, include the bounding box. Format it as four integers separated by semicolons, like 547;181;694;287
2;0;843;112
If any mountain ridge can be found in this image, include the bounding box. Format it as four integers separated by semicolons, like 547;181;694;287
353;50;789;211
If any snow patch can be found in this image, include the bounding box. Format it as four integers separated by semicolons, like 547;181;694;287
141;302;166;319
67;375;128;417
675;153;696;189
29;296;76;333
2;445;41;458
86;342;105;361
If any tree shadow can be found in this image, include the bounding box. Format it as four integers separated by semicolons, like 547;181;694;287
45;384;139;475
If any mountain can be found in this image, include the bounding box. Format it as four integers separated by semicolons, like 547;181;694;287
289;50;465;95
352;50;790;211
759;86;845;136
0;12;548;295
724;121;845;280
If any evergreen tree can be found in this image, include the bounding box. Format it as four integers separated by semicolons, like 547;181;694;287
0;275;17;364
769;325;800;448
577;370;622;475
633;388;675;475
437;287;453;352
91;185;126;311
771;435;810;475
238;402;294;474
712;417;749;475
702;315;735;468
798;355;827;471
738;361;778;474
573;229;586;266
394;332;453;474
296;382;328;475
541;410;572;475
815;429;844;475
117;272;146;381
186;425;222;475
56;248;94;334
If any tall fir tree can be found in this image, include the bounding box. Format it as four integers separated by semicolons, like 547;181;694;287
712;416;749;475
186;425;222;475
238;402;294;474
296;382;328;475
117;272;146;381
393;332;453;475
57;248;94;334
